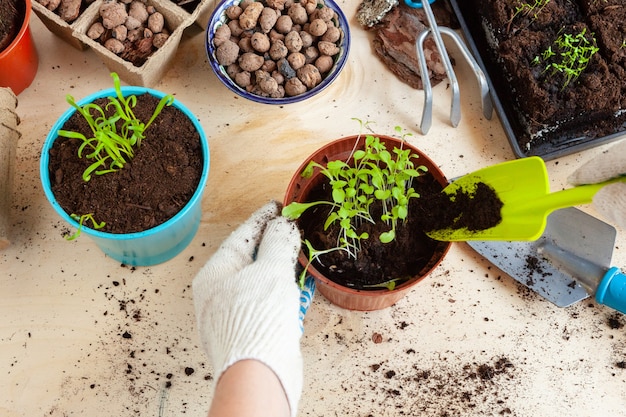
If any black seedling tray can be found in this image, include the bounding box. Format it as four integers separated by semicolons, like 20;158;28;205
448;0;626;160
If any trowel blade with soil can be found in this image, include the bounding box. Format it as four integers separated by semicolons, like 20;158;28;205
467;207;616;307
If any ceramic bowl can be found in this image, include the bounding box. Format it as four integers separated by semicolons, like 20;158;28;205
205;0;350;105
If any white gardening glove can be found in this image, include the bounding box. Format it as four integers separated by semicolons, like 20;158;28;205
192;201;303;417
568;139;626;228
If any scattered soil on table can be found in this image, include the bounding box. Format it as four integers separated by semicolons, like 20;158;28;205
82;274;211;415
47;93;203;234
0;0;22;51
523;254;553;287
367;355;518;416
608;312;625;329
471;0;626;156
298;172;502;289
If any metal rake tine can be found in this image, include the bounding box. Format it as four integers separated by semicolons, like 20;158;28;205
438;27;493;121
416;29;433;134
420;0;460;129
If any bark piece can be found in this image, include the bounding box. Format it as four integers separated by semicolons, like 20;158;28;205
363;1;458;89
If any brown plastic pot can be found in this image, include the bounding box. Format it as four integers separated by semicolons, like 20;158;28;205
283;135;452;311
0;0;39;95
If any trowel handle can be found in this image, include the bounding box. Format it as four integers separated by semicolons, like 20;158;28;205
531;176;626;214
596;267;626;315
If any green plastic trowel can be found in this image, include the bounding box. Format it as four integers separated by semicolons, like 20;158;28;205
427;156;625;241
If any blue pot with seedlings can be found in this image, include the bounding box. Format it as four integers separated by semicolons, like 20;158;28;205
40;74;210;266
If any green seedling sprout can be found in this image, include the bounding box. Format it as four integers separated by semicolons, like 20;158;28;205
363;278;404;291
65;213;106;241
295;239;353;288
283;120;428;289
508;0;550;30
532;27;599;89
58;72;175;181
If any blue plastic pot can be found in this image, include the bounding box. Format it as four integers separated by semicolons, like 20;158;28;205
40;86;210;266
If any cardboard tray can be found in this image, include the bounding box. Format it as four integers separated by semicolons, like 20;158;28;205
32;0;215;86
448;0;626;160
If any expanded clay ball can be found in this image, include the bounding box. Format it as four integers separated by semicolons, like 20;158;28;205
287;52;306;70
308;19;327;36
287;3;307;24
212;0;345;99
100;1;127;29
284;77;306;96
269;39;288;60
225;5;243;19
239;2;264;30
322;25;341;43
216;40;240;66
128;1;149;24
297;64;321;88
259;7;279;32
274;15;293;33
238;52;265;71
213;25;231;47
87;22;106;39
256;70;279;94
147;12;165;33
251;32;271;53
284;31;303;52
315;55;333;73
89;0;171;65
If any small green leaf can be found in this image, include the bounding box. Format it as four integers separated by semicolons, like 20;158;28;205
332;187;346;203
281;201;327;220
374;189;391;200
379;230;395;243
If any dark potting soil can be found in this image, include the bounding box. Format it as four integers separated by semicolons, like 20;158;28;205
47;93;203;234
473;0;626;155
420;181;504;233
0;0;21;51
298;172;503;290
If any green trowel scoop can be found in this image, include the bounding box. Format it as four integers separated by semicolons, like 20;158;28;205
427;156;625;241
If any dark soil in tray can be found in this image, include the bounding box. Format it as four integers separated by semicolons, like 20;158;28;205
457;0;626;157
47;94;204;234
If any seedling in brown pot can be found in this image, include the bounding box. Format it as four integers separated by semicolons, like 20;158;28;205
282;121;428;288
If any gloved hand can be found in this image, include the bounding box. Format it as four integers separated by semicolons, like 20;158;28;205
192;201;303;417
568;139;626;228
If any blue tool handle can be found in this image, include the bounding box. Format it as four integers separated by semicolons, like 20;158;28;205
404;0;435;8
596;267;626;314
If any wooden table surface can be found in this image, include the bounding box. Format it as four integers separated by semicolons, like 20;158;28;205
2;2;626;416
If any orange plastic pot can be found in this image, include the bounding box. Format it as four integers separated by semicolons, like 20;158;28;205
0;0;39;95
283;135;452;311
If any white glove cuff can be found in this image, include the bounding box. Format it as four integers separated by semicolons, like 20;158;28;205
593;182;626;229
568;140;626;184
